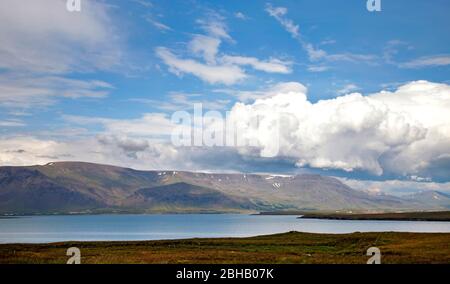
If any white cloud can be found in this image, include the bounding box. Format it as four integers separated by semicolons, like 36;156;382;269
132;0;153;8
64;112;186;139
156;47;247;85
0;119;25;127
0;0;119;112
156;16;293;84
188;35;221;64
226;80;450;178
307;65;330;72
303;43;327;61
221;55;292;74
399;55;450;69
383;40;410;65
155;15;246;85
320;39;336;45
326;53;377;63
1;81;449;182
0;75;113;108
383;41;450;69
337;84;360;95
340;178;450;196
0;0;122;74
145;17;172;31
265;4;300;39
215;82;306;102
130;92;230;111
234;12;248;20
0;137;65;166
197;17;233;41
0;136;181;171
265;4;376;65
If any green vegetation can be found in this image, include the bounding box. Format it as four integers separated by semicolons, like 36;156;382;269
1;232;449;264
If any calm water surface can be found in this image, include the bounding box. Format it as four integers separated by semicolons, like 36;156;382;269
1;214;450;243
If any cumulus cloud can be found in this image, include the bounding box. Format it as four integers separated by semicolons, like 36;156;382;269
0;136;181;171
97;135;150;159
0;134;291;174
0;133;266;173
337;84;360;95
226;80;450;179
0;137;71;166
215;82;307;102
2;79;449;182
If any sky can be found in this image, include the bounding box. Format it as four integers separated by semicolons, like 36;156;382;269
0;0;449;195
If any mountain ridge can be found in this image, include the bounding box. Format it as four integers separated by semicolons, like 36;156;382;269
0;161;448;214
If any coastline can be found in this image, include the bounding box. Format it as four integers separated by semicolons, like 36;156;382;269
257;211;450;222
298;211;450;222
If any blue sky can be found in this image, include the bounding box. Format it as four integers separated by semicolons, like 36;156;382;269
2;0;450;124
0;0;449;193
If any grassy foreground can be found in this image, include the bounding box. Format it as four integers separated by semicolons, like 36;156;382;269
1;231;450;264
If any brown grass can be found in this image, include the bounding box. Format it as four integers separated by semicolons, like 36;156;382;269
1;231;450;264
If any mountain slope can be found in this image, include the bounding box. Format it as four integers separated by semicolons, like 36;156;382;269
403;191;450;210
0;162;447;214
124;182;256;212
32;162;163;206
158;172;413;211
0;167;102;214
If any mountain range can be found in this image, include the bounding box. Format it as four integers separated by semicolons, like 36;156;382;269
0;162;449;215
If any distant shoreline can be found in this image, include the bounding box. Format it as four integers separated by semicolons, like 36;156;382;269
258;211;450;222
3;211;450;221
1;211;254;217
0;216;22;219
